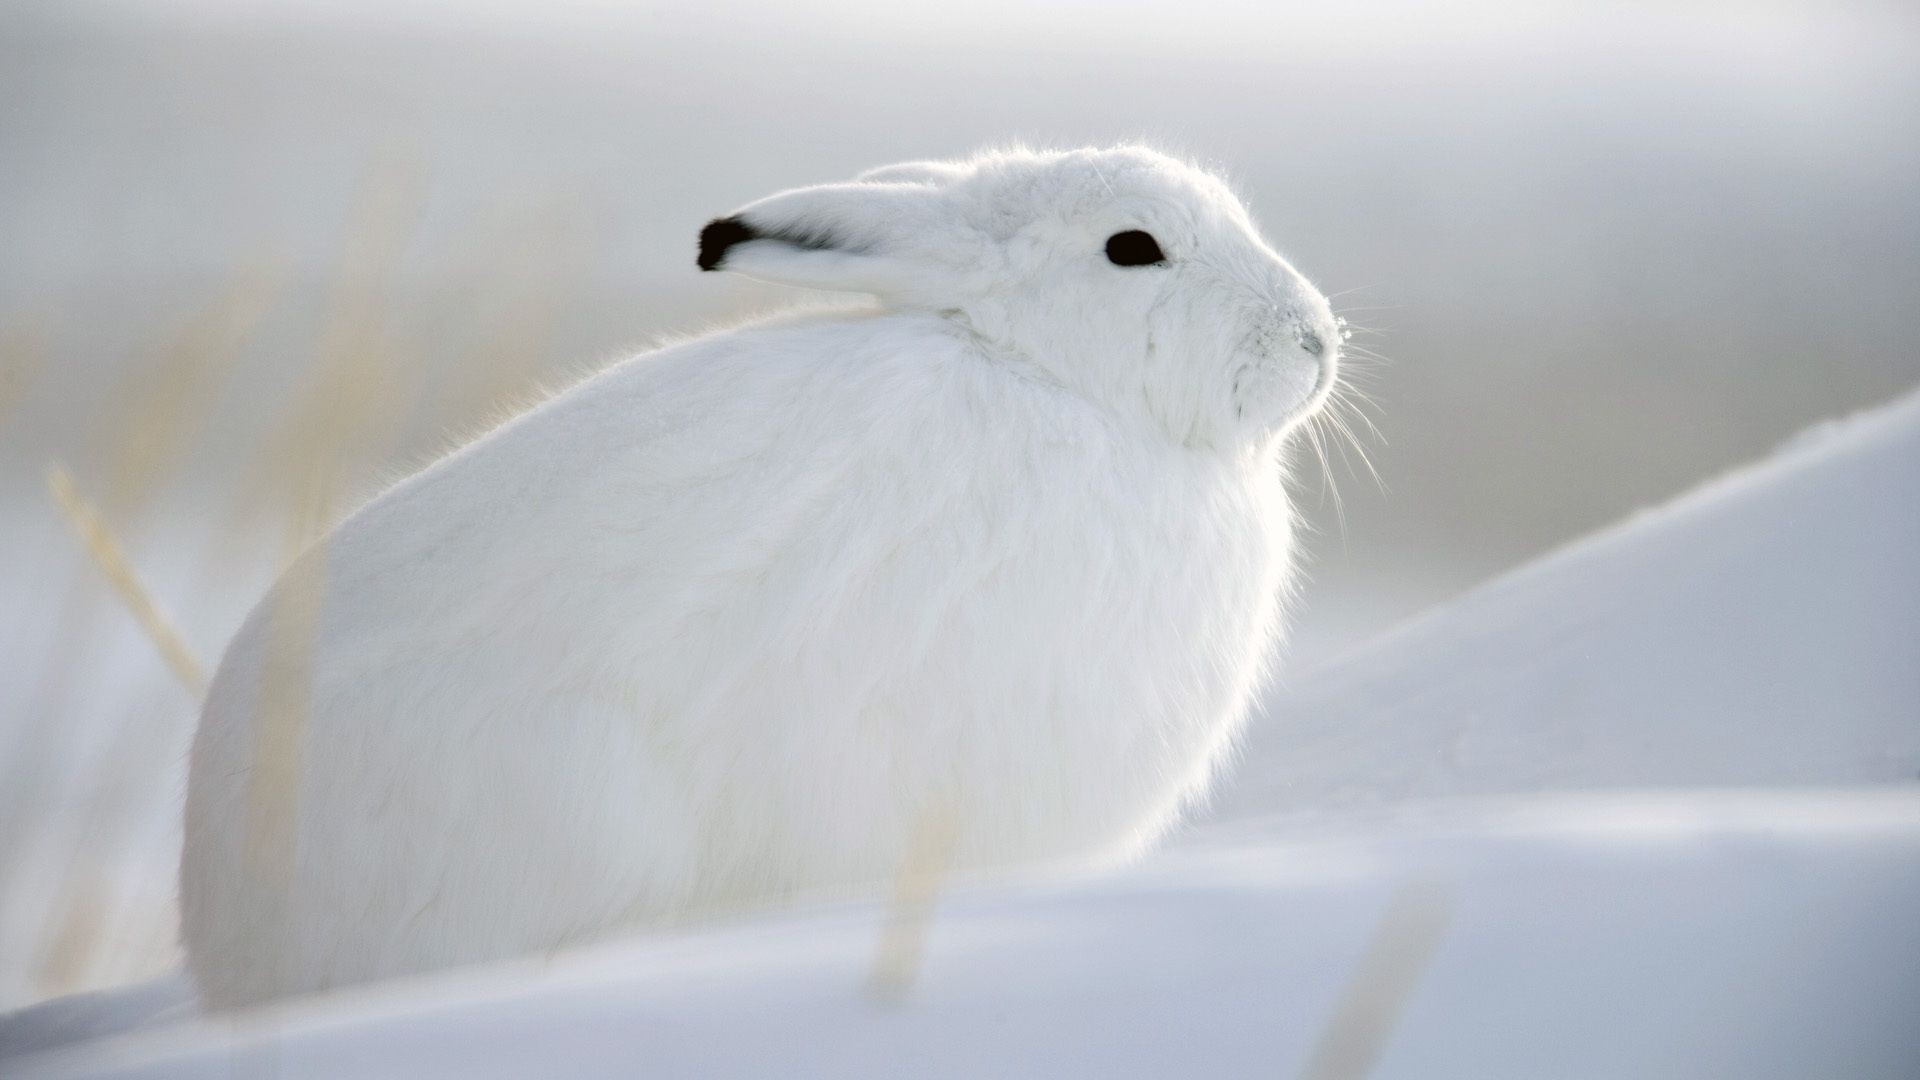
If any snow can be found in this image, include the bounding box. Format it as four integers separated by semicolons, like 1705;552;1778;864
1218;388;1920;819
0;976;192;1065
6;391;1917;1076
10;792;1920;1079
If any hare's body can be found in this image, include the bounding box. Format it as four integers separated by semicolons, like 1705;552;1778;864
184;146;1346;1007
183;309;1291;1005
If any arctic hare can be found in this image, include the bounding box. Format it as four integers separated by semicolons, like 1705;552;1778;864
181;145;1346;1007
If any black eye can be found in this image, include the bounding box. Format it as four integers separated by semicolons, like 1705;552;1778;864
1105;230;1167;267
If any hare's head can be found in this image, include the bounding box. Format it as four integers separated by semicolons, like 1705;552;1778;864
700;145;1341;450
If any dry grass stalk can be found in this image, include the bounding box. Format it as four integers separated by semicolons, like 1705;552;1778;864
44;463;207;698
0;559;110;939
31;877;110;997
30;463;209;993
239;153;423;549
31;713;195;995
425;200;585;436
104;264;284;524
1297;879;1454;1080
32;268;282;991
22;271;275;997
241;153;425;918
14;150;595;1002
868;803;960;1003
243;550;325;889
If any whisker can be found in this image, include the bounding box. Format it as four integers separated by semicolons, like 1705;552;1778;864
1342;345;1394;364
1332;387;1387;446
1303;412;1346;539
1326;398;1385;492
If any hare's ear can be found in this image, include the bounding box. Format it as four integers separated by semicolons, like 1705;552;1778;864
697;181;974;302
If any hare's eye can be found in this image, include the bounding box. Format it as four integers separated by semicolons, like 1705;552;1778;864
1105;230;1167;267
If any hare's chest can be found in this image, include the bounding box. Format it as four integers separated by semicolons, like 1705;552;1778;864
864;456;1292;858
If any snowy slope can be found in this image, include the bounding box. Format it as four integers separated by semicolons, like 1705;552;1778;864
7;391;1918;1076
11;791;1920;1079
1217;389;1920;820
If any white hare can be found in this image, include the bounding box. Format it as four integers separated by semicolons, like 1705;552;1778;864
180;145;1345;1007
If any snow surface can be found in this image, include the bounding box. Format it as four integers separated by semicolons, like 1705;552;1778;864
11;791;1920;1080
6;390;1917;1076
1218;388;1920;819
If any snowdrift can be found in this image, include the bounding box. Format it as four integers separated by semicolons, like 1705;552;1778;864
8;390;1918;1076
12;792;1920;1079
1218;389;1920;820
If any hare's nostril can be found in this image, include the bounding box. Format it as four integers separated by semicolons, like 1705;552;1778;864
1295;326;1325;357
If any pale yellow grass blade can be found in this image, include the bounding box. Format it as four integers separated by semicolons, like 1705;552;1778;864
1297;879;1454;1080
44;463;206;699
868;803;960;1003
103;264;285;523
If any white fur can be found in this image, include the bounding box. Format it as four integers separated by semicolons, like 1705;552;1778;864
180;146;1342;1007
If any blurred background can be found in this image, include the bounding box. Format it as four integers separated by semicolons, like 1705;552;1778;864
2;0;1917;1007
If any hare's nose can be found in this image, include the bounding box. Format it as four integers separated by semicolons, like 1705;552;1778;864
1273;303;1337;359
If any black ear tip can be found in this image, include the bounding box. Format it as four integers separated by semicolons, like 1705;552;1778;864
698;216;758;271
